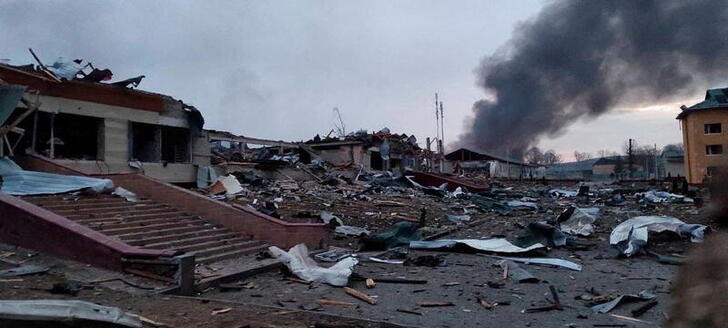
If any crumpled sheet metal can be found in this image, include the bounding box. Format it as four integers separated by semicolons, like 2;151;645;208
269;244;357;286
497;260;538;283
636;190;693;204
334;225;370;236
560;207;598;236
361;221;422;250
410;238;544;254
549;189;578;198
483;254;582;271
0;157;114;195
591;290;656;313
507;200;538;210
0;299;142;327
517;221;567;248
610;216;707;256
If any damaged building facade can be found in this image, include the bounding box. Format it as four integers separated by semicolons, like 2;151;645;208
678;87;728;184
304;129;420;171
0;63;210;184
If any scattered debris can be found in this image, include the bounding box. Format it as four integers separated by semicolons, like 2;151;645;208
344;287;377;305
481;254;582;271
410;238;544;254
268;244;357;286
0;300;143;327
417;301;455;307
558;207;598;236
498;260;539;283
360;222;422;251
610;216;707;256
523;285;563;313
0;264;49;278
316;299;355;307
590;290;656;313
211;307;232;315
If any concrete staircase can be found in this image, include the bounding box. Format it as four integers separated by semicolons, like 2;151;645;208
21;194;269;265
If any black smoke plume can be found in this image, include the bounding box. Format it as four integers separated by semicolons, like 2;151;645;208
458;0;728;158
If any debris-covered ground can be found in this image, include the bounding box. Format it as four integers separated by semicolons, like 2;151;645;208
0;160;716;327
192;167;716;327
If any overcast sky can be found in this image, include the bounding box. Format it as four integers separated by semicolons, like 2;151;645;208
1;1;690;160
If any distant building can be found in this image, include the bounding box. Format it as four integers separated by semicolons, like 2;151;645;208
544;159;598;180
660;148;685;178
677;88;728;184
444;148;542;179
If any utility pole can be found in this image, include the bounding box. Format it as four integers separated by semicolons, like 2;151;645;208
439;100;445;155
653;144;659;180
435;93;440;146
628;138;634;179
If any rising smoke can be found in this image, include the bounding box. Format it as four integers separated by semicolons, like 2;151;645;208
458;0;728;159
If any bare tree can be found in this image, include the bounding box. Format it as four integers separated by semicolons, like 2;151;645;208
523;147;543;164
597;149;619;158
574;151;593;162
542;149;563;165
662;143;684;154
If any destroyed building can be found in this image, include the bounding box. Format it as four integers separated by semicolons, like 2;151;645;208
0;57;327;296
304;128;420;171
0;62;210;184
678;87;728;184
444;148;543;179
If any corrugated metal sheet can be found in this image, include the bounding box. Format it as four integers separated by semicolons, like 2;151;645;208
0;157;113;195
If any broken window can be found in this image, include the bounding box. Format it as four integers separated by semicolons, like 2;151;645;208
370;151;383;170
16;112;102;160
705;144;723;155
161;126;190;163
704;123;722;134
129;122;160;162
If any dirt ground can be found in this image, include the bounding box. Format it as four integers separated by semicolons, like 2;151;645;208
0;245;406;327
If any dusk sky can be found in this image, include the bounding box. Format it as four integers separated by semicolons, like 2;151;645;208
1;1;699;161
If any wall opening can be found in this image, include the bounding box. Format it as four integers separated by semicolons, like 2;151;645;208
16;112;102;160
130;122;160;162
161;126;190;163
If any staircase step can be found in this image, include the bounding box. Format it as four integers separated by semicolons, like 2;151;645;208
54;203;167;216
175;237;256;253
75;211;188;224
85;216;197;230
39;200;154;211
125;228;233;247
117;224;220;241
67;207;177;221
188;240;265;258
98;219;204;235
142;232;242;249
196;244;269;264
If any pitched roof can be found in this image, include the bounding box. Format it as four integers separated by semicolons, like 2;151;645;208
676;88;728;120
